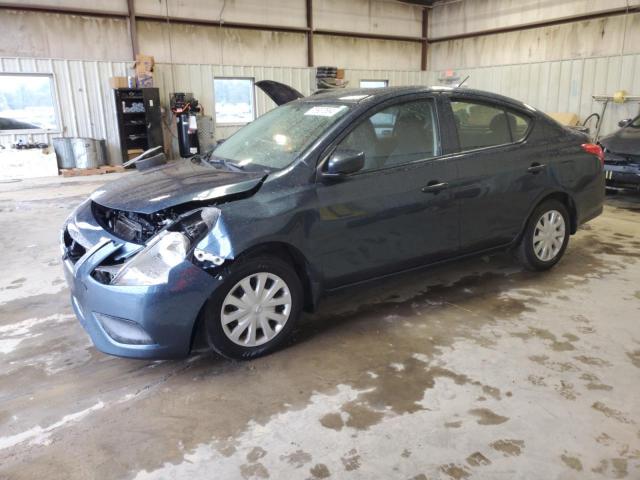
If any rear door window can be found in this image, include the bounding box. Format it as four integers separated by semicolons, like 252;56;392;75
452;100;530;151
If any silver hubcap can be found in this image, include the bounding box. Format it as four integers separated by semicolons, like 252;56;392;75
221;272;292;347
533;210;566;262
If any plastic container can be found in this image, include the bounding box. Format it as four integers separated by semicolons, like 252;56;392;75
52;137;75;169
71;138;99;169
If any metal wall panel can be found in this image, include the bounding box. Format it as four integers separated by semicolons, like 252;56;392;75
5;54;634;170
430;54;640;136
0;57;129;165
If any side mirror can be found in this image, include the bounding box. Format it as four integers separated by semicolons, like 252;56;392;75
618;118;632;128
324;149;365;177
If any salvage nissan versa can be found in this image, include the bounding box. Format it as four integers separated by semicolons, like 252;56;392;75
61;85;605;360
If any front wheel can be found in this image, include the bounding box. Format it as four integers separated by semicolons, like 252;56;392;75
516;200;570;271
203;255;303;360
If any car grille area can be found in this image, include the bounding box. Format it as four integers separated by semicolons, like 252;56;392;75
62;227;86;264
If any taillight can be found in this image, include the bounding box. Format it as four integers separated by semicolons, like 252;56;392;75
581;143;604;168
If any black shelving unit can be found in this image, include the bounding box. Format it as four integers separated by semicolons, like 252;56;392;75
114;88;163;163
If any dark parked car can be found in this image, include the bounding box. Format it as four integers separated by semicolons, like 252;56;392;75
61;85;605;360
600;115;640;190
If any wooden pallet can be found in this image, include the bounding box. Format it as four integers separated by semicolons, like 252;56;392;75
59;165;126;177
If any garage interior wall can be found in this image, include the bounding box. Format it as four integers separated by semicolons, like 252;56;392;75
0;0;639;163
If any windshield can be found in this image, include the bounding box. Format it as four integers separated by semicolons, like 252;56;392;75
213;102;350;169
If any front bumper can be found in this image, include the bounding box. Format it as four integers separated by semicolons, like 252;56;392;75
604;159;640;190
62;203;221;359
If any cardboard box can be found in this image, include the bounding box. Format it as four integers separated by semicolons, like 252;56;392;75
336;68;345;79
135;54;154;75
548;112;580;126
136;72;154;88
109;76;128;89
127;148;144;160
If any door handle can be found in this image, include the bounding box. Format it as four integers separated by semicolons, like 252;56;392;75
421;181;449;194
527;163;546;174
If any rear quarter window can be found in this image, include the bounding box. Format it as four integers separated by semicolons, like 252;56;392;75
452;99;531;151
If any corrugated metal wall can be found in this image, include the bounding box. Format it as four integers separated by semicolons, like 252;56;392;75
429;53;640;136
0;57;129;164
0;58;430;164
2;54;638;167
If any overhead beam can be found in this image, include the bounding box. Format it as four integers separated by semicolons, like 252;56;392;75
0;3;127;18
312;29;423;43
429;6;640;43
136;14;311;35
2;2;637;50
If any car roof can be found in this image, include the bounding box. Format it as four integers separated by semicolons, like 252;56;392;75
303;86;533;111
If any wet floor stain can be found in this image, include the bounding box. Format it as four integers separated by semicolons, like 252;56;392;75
592;402;634;424
626;350;640;369
490;439;525;457
2;190;640;479
592;458;628;478
512;327;576;351
468;408;509;425
575;355;613;367
280;450;312;469
340;449;361;472
309;463;330;479
466;451;491;467
439;463;470;479
580;373;613;391
560;454;583;471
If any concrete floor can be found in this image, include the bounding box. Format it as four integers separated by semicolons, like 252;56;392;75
0;175;639;480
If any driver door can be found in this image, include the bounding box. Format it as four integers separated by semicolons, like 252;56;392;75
311;96;459;288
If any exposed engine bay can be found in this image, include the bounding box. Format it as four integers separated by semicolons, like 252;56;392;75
92;201;178;244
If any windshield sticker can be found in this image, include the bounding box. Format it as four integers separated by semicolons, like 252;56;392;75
304;106;347;117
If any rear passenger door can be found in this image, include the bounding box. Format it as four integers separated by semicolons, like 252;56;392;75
443;96;547;253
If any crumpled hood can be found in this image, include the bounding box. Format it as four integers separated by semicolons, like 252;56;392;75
90;159;266;214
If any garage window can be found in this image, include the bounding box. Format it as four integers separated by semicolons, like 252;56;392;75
360;80;388;88
452;100;531;151
214;77;255;125
0;73;59;132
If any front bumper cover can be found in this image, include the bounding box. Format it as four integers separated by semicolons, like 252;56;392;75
62;202;222;359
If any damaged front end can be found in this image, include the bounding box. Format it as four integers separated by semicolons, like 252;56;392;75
60;199;235;358
81;202;233;287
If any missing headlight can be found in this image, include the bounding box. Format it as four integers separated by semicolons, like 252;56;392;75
92;202;177;244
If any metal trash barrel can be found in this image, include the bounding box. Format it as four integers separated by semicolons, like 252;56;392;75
71;138;100;169
52;137;75;169
96;139;108;166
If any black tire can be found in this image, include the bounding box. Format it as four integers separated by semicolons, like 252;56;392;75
203;255;303;360
515;199;570;271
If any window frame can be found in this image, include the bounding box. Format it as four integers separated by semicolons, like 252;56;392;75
317;94;444;177
213;76;256;126
447;96;534;154
359;79;389;89
0;72;62;134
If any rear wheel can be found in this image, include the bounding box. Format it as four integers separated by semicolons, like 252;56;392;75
203;255;302;360
516;200;570;271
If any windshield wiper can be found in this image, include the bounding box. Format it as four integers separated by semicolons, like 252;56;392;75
193;150;245;171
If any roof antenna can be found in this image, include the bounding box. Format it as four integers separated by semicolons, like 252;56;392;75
457;75;470;88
